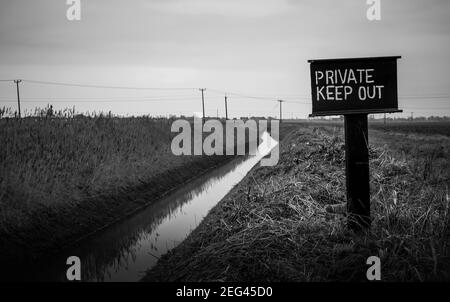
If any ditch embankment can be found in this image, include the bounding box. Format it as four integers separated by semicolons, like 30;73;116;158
144;124;450;281
0;117;236;276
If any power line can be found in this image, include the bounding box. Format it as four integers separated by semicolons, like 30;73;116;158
400;107;450;110
208;88;311;98
2;79;450;96
0;98;199;103
20;79;197;91
209;89;280;100
1;95;448;104
3;78;450;99
399;96;450;99
0;96;198;100
1;78;450;117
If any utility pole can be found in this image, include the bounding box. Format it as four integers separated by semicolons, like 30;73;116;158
14;80;22;118
224;94;228;120
199;88;206;122
384;113;386;125
278;100;284;123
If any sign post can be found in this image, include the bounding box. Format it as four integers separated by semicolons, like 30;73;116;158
308;56;402;232
344;113;370;230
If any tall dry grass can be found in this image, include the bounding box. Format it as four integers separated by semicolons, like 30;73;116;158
0;113;234;265
144;125;450;281
0;116;177;210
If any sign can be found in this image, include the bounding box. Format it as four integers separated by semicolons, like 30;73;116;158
307;56;402;232
308;56;401;116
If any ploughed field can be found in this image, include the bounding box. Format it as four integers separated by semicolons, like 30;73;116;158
144;122;450;281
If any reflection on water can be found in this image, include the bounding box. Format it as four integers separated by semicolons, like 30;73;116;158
28;154;264;281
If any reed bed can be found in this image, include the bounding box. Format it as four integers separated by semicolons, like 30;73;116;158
0;114;232;266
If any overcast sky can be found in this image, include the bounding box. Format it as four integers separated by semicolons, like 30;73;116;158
0;0;449;118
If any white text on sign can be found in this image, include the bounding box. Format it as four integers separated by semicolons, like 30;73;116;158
314;69;384;102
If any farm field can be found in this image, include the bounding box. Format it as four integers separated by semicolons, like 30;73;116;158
144;122;450;281
0;116;236;268
369;121;450;137
289;120;450;137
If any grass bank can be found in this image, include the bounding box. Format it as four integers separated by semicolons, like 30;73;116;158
0;116;234;268
144;124;450;281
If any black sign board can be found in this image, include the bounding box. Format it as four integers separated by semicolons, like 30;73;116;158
308;56;401;116
307;56;402;232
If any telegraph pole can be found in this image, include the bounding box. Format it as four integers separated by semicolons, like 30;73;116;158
278;100;284;123
224;94;228;120
199;88;206;122
14;80;22;118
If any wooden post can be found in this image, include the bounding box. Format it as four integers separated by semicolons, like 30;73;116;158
278;100;283;123
14;80;22;118
280;101;282;122
199;88;206;122
224;95;228;120
344;114;370;231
